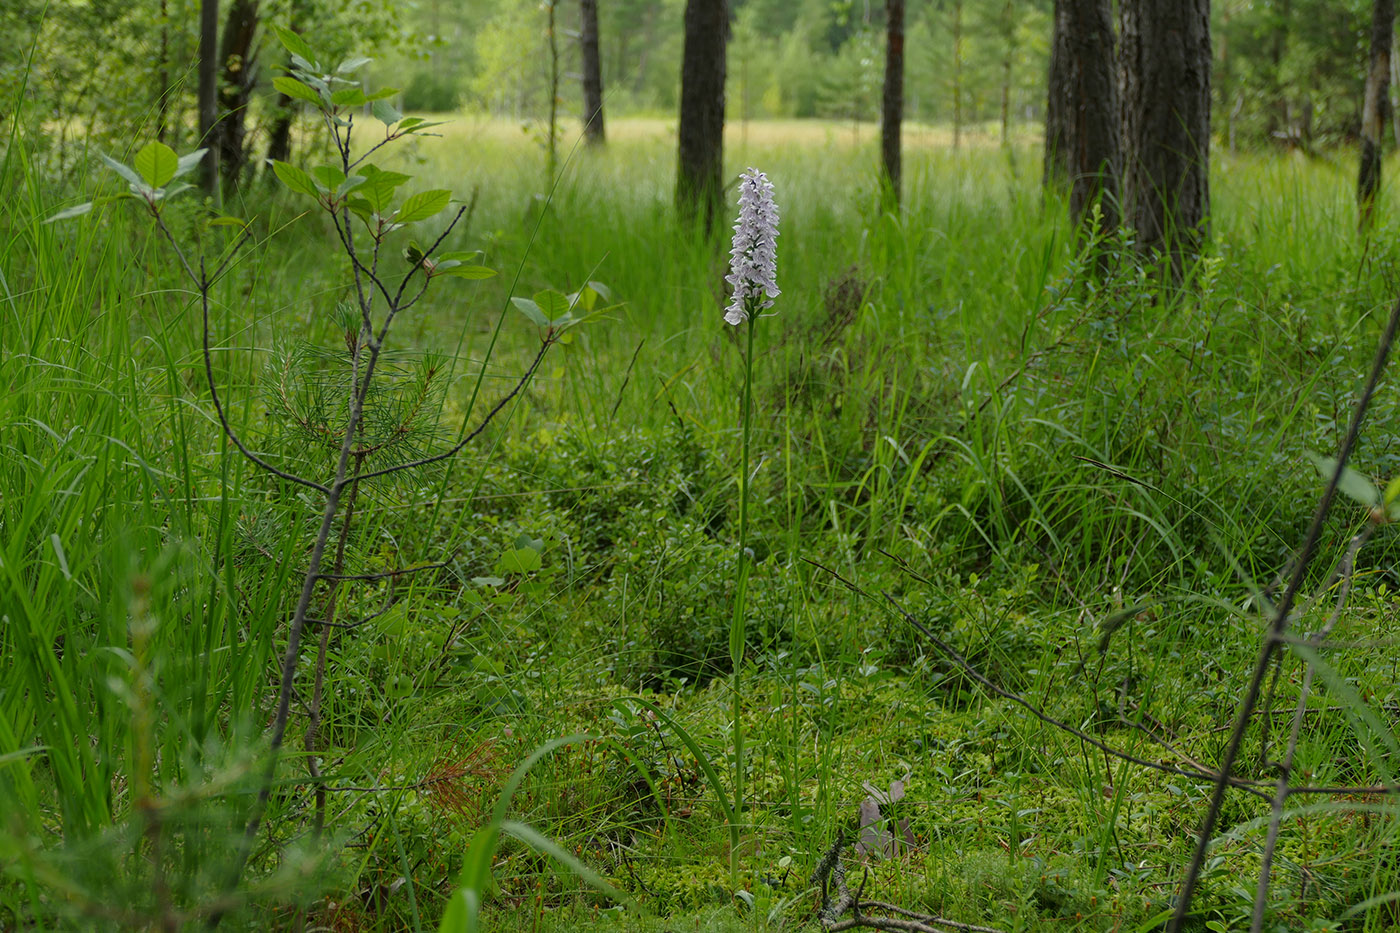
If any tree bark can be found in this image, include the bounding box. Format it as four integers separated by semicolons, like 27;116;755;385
580;0;606;145
951;0;963;149
1359;0;1395;228
215;0;260;192
266;3;305;174
881;0;905;204
1119;0;1211;280
999;0;1014;146
1061;0;1119;234
157;0;171;143
676;0;728;232
1044;0;1071;187
197;0;220;193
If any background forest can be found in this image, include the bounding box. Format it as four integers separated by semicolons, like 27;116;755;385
6;0;1400;172
8;1;1400;933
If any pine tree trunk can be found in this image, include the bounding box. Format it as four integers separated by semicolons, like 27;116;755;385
881;0;905;204
265;93;294;170
999;0;1013;146
1044;0;1071;187
951;0;963;149
580;0;605;145
1359;0;1394;228
676;0;728;232
1061;0;1119;234
216;0;260;192
1119;0;1211;280
157;0;171;143
198;0;220;193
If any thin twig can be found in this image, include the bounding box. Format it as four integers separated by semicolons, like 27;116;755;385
1169;290;1400;931
1250;526;1372;933
354;335;554;483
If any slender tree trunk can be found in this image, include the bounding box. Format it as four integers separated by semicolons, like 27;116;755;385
198;0;220;193
676;0;728;232
216;0;260;192
1219;1;1231;150
1062;0;1119;234
157;0;171;143
1270;0;1289;139
580;0;605;145
882;0;905;204
1359;0;1394;228
999;0;1014;146
1119;0;1211;281
265;3;305;173
1044;0;1071;186
1390;46;1400;147
952;0;963;149
546;0;560;180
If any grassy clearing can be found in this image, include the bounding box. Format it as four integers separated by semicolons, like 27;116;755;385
5;117;1400;931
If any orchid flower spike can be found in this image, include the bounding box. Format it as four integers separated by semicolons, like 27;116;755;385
724;168;780;326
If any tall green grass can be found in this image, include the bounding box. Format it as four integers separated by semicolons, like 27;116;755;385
5;113;1400;930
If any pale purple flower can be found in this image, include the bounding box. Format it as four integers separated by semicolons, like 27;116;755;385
724;168;780;326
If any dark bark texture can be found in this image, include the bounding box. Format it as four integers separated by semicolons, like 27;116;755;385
881;0;905;204
197;0;220;192
216;0;261;191
1119;0;1211;278
1060;0;1119;233
676;0;728;232
1044;0;1071;187
580;0;606;145
1359;0;1395;227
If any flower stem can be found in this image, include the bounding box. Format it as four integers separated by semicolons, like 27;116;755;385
729;308;757;894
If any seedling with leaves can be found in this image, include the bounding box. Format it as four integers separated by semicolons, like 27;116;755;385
49;27;589;914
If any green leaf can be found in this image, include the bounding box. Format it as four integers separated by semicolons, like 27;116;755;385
330;87;367;107
502;821;641;915
366;87;400;102
44;202;94;223
396;189;451;224
273;75;321;105
272;25;316;67
154;182;193;201
173;149;207;179
273;161;319;197
357;164;412;212
404;242;426;266
514;533;544;552
311;165;346;191
346;198;375;228
494;547;541;574
133;141;178;188
208;215;248;228
1385;474;1400;506
1307;452;1380;508
438;264;496;280
99;153;145;190
532;289;571;319
510;298;549;327
397;117;446;134
372;98;403;126
336;56;372;74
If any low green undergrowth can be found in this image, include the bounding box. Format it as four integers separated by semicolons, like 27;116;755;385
6;113;1400;931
